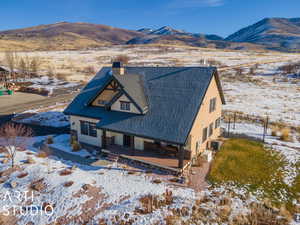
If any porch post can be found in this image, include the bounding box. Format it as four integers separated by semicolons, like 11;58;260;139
178;145;184;169
102;130;107;149
130;136;135;156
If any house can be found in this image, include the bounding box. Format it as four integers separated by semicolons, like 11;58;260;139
64;62;225;170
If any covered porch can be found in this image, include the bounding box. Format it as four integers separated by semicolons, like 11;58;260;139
101;130;192;172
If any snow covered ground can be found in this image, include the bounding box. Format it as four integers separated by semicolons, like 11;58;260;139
27;76;79;94
1;135;292;225
19;111;69;127
223;62;300;126
49;134;91;158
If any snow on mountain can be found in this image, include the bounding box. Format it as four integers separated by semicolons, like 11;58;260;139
226;17;300;51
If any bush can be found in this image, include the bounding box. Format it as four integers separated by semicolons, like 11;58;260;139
70;135;76;145
63;181;74;187
82;66;95;75
46;136;53;144
30;178;46;192
36;151;48;158
152;179;162;184
56;73;69;81
17;172;28;179
280;128;291;141
271;127;278;136
72;141;81;152
59;169;72;176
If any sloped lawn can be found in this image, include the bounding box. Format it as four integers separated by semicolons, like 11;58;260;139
208;138;298;210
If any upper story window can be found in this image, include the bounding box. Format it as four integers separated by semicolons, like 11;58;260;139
202;127;208;143
80;121;97;137
209;97;217;113
215;117;221;128
120;101;130;111
209;122;214;136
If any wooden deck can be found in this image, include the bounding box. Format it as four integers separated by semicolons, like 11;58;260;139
102;145;190;174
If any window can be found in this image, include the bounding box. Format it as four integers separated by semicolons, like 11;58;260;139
209;123;214;136
215;117;221;128
80;121;89;136
80;121;97;137
120;101;130;111
202;127;208;143
98;99;108;105
209;97;217;113
88;123;97;137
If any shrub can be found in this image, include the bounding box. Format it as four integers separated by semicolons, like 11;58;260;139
63;181;74;187
280;128;291;141
46;136;53;144
59;169;72;176
55;73;69;81
271;127;278;136
152;179;162;184
36;151;48;158
72;141;81;152
70;135;76;146
30;178;46;192
17;172;28;178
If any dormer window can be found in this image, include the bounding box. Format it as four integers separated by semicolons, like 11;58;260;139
120;101;130;111
98;100;108;105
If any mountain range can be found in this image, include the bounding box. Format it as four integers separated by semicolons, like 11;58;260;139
0;17;299;51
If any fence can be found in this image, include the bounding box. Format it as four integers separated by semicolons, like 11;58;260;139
222;110;270;142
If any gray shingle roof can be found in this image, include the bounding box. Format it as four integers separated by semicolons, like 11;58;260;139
64;66;222;145
113;73;148;113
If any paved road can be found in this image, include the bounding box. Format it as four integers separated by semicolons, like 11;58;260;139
0;92;77;115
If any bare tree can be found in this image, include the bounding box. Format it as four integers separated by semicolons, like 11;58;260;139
29;56;42;77
234;68;244;76
112;55;130;64
0;123;33;168
4;51;19;82
40;144;52;174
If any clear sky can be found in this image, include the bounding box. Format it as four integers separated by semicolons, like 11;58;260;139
1;0;299;37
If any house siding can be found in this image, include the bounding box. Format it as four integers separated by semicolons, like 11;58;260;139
188;76;222;157
70;115;102;147
111;94;140;114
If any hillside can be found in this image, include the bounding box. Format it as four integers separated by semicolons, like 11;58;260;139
127;27;262;51
0;22;143;51
226;17;300;51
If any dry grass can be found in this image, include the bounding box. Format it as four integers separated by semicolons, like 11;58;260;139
30;178;47;192
208;138;292;207
280;128;291;141
136;190;173;214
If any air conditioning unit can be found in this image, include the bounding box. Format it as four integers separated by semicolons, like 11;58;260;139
211;141;222;151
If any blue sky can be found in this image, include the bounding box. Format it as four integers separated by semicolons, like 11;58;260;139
1;0;299;37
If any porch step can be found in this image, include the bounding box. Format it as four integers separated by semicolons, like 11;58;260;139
106;153;119;162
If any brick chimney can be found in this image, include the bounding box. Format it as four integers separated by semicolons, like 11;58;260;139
112;61;124;75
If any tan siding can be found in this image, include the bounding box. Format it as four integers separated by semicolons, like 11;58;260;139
92;89;118;106
188;76;222;157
